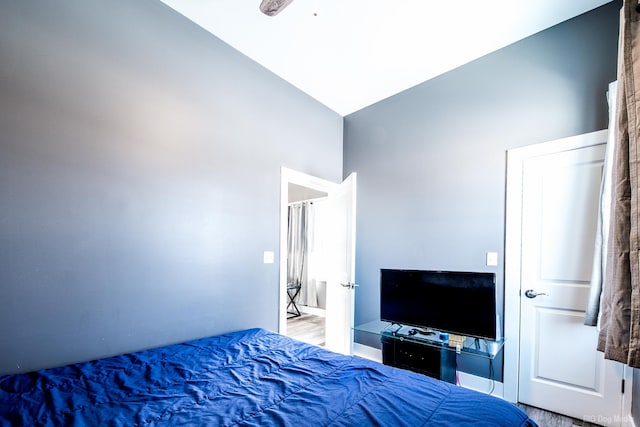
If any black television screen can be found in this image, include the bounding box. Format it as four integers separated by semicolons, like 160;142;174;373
380;269;497;340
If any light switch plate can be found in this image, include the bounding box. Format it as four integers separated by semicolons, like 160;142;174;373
486;252;498;266
263;251;275;264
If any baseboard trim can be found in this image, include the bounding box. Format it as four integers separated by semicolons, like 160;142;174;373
457;371;504;399
353;342;382;362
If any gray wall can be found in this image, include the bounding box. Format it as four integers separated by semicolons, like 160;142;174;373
0;0;343;374
345;1;620;381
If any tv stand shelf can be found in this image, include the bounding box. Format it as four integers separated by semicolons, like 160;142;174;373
354;320;505;383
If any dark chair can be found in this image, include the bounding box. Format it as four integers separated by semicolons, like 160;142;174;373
287;282;302;318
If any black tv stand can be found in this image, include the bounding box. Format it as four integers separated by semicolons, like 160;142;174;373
381;334;456;383
355;321;505;385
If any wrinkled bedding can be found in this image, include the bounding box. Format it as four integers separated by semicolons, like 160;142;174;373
0;328;536;426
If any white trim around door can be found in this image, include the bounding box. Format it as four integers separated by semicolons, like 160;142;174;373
504;130;633;425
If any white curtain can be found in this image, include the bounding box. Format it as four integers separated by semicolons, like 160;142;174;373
585;81;617;326
287;201;324;308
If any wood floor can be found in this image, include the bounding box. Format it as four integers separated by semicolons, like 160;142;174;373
287;313;325;347
517;404;604;427
287;315;607;426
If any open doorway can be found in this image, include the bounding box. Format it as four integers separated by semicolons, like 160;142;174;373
279;167;357;354
285;182;328;346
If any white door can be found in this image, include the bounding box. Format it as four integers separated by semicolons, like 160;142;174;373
279;168;357;355
324;173;357;354
505;131;627;426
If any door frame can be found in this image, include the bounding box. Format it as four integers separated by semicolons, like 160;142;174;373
504;130;632;420
278;167;337;335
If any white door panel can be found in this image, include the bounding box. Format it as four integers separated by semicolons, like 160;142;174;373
533;307;600;390
524;146;603;284
324;173;356;354
507;133;626;426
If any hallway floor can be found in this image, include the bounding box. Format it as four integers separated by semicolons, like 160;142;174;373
287;313;325;347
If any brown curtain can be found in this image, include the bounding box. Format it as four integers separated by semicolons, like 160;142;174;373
597;0;640;368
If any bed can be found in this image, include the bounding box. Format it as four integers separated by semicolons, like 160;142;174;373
0;328;536;426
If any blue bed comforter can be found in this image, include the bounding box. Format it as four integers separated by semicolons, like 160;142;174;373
0;328;536;426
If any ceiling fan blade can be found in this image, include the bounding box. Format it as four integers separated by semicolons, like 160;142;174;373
260;0;295;16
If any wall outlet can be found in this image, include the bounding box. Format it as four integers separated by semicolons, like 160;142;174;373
263;251;275;264
486;252;498;266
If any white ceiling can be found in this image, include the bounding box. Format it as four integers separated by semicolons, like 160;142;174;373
159;0;612;116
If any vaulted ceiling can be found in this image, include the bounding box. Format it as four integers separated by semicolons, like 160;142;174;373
160;0;612;116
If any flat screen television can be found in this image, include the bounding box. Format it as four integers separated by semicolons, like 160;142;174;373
380;269;497;340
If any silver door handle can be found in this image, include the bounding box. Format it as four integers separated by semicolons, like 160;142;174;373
340;282;359;289
524;289;548;299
